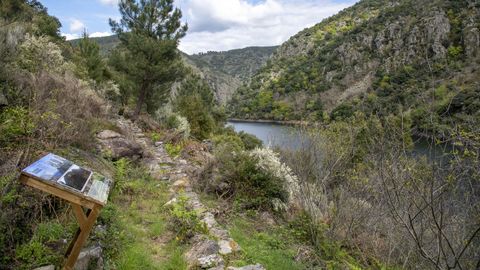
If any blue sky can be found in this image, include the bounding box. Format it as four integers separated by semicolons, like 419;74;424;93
39;0;357;54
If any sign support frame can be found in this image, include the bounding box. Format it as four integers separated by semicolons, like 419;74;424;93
19;173;105;270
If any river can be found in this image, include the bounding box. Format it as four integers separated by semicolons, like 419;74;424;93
227;120;451;160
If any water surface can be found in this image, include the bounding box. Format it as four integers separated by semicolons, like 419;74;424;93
227;121;303;150
227;120;451;160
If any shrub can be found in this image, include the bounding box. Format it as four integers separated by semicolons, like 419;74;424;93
448;45;463;59
208;145;289;210
150;132;161;142
249;147;298;201
175;115;191;139
330;103;354;120
176;93;216;139
113;158;154;196
231;152;288;210
15;240;59;270
212;134;245;152
174;74;219;140
0;106;34;147
165;142;183;158
14;220;69;270
166;114;179;129
15;34;65;73
238;131;263;150
168;195;207;242
34;221;64;242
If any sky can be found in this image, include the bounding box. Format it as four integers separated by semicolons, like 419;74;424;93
39;0;357;54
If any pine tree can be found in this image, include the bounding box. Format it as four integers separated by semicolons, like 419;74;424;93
77;31;106;83
109;0;188;119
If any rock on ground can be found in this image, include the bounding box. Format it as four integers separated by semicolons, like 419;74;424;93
33;266;54;270
185;236;220;268
218;239;241;255
198;254;224;269
227;264;266;270
96;130;143;160
74;245;103;270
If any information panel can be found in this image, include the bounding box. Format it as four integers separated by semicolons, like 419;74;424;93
22;153;111;204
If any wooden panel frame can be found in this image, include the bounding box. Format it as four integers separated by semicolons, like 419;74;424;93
19;174;105;270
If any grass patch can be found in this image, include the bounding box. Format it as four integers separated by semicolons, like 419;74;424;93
117;243;160;270
103;161;187;269
228;216;307;270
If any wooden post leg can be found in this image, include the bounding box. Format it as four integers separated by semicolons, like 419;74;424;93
63;205;101;270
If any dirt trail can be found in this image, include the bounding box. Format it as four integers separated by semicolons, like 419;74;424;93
116;118;265;270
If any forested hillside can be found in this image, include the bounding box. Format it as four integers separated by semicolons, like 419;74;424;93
188;46;278;82
183;47;276;104
70;35;119;56
230;0;479;136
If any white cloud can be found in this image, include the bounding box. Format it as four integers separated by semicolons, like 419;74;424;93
99;0;119;6
70;19;85;33
62;31;111;40
90;31;112;38
62;33;80;40
176;0;356;54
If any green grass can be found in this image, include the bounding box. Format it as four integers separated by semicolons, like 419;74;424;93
117;243;160;270
105;161;188;270
228;216;307;270
159;244;188;270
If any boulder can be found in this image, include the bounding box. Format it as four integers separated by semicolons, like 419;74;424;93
218;239;241;255
96;130;122;140
172;178;190;190
74;245;103;270
208;266;225;270
96;130;143;160
210;227;229;239
202;212;218;229
185;236;219;268
33;265;55;270
198;254;224;269
227;264;265;270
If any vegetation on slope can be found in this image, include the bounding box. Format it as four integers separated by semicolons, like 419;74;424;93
1;0;478;270
229;0;479;138
188;46;278;82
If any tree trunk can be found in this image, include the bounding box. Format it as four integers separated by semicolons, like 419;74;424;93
133;83;147;120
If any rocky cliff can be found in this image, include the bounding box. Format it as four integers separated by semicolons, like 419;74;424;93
230;0;479;133
183;47;276;104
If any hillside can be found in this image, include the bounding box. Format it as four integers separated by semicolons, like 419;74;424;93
69;35;119;56
70;36;276;104
181;52;242;104
230;0;479;135
188;46;278;82
3;1;479;270
184;47;277;104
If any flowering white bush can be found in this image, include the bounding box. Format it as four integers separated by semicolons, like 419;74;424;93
154;103;173;121
176;115;190;139
249;147;300;201
16;34;66;73
154;106;190;139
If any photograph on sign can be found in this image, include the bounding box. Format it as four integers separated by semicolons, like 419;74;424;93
57;165;92;192
86;172;110;203
23;153;73;182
